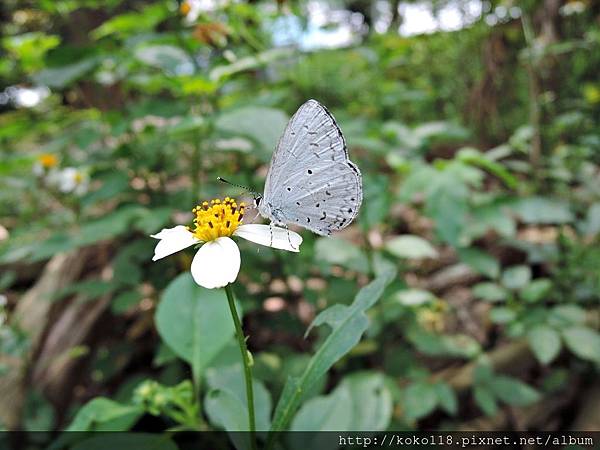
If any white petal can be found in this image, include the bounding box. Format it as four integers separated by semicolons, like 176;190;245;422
150;225;198;261
190;237;240;289
234;224;302;252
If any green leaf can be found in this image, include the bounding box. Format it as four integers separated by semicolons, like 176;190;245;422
155;273;235;387
290;371;392;436
385;235;438;259
473;385;498;416
527;325;561;364
342;372;393;430
66;398;142;431
270;269;396;433
489;307;516;324
394;289;435;306
501;265;532;290
562;327;600;363
511;197;574;224
314;237;370;273
91;3;169;39
457;147;518;189
135;45;193;75
290;384;353;431
215;106;289;161
33;57;98;89
549;305;586;327
489;375;541;406
434;382;458;416
520;279;552;303
205;389;249;432
457;248;500;278
472;282;508;302
407;327;481;359
205;364;272;431
425;170;469;247
210;48;293;80
403;382;438;421
414;121;470;148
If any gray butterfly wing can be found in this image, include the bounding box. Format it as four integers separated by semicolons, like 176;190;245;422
260;99;362;236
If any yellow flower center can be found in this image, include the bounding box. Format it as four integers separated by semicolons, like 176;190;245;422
180;1;191;16
39;153;58;168
189;197;245;242
74;172;84;183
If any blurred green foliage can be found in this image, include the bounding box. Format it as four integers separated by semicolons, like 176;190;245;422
0;0;599;443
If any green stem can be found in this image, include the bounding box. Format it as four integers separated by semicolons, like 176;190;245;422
224;284;257;450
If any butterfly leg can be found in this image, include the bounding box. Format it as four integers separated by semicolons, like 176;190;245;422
281;223;298;251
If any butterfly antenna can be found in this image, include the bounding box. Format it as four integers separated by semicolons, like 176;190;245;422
217;177;261;198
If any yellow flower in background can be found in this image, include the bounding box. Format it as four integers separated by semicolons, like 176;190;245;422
39;153;58;168
33;153;58;176
179;0;191;16
151;197;302;289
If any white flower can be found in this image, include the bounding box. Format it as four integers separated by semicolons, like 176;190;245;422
50;167;90;195
180;0;228;23
151;197;302;289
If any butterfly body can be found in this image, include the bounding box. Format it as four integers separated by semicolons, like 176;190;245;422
258;99;362;236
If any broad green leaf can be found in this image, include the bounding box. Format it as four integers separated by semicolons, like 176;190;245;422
549;305;586;327
489;307;516;324
511;197;574;224
457;147;518;189
290;371;391;438
527;325;561;364
314;237;370;273
155;273;235;386
582;202;600;235
407;326;481;359
398;164;437;202
394;289;435;306
385;235;438;259
472;282;508;302
66;398;142;431
215;106;289;160
205;364;272;431
562;327;600;363
269;269;396;433
457;248;500;278
290;384;352;431
403;382;438;421
135;45;192;75
501;265;532;290
489;375;541;406
33;58;98;89
91;3;169;39
473;385;498;416
414;121;470;148
425;170;469;247
210;48;293;81
342;372;393;430
434;382;458;416
520;279;552;303
205;389;247;432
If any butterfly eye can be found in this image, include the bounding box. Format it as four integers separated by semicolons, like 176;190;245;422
254;196;262;208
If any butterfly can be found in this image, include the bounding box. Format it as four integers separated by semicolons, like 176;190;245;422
255;99;362;236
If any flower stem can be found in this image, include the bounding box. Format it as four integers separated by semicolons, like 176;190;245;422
224;284;257;450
